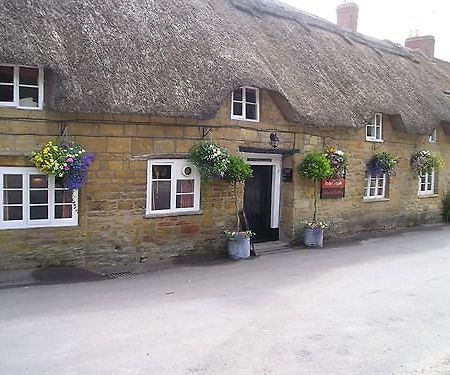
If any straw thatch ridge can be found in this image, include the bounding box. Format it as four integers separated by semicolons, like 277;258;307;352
1;0;449;133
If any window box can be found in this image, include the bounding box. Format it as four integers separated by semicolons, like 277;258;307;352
231;86;259;122
0;167;78;229
0;64;44;109
146;159;201;215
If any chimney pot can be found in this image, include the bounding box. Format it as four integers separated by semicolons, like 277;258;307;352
336;2;359;32
405;35;435;59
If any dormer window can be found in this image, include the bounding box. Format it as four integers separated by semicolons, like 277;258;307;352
0;64;44;109
366;113;383;142
231;87;259;122
429;128;437;143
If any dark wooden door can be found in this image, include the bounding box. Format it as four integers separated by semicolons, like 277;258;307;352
243;165;275;242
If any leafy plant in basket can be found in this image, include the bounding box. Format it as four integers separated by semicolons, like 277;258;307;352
324;146;347;178
410;150;443;176
31;141;94;190
367;152;399;176
188;141;230;180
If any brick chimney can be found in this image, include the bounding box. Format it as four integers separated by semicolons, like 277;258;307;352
336;2;359;32
405;35;435;58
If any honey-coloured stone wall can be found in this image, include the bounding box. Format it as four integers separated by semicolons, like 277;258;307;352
0;89;449;270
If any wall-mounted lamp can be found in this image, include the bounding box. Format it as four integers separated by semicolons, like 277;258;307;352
270;132;280;148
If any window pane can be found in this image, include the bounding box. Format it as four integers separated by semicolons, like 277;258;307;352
375;126;381;140
233;102;242;116
30;206;48;220
30;190;48;204
55;190;73;204
246;103;257;120
152;165;171;180
233;88;243;101
55;205;73;219
55;178;65;188
151;181;171;210
176;194;194;209
30;175;48;188
4;174;22;189
366;125;374;137
0;66;14;83
177;180;194;194
19;86;39;107
0;85;14;102
245;88;257;103
19;67;39;85
3;190;22;205
4;206;22;221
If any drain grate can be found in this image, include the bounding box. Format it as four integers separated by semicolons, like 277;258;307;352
102;271;134;279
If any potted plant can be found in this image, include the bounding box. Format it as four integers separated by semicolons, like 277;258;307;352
188;141;230;180
31;140;95;190
298;151;333;247
410;150;443;176
223;155;254;259
368;152;399;176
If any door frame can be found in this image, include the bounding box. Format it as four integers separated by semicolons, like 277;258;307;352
241;152;282;229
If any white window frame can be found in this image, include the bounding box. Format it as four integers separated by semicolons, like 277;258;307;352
363;173;387;200
0;167;78;229
366;113;383;142
146;159;201;215
0;64;44;110
231;86;260;122
429;128;437;143
418;169;436;196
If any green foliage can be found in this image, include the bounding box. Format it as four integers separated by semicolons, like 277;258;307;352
224;155;253;183
370;152;399;176
443;192;450;224
188;141;230;180
298;151;333;181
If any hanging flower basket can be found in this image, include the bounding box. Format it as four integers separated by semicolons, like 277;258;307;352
410;150;443;176
188;141;230;180
367;152;399;176
324;146;348;179
31;141;95;190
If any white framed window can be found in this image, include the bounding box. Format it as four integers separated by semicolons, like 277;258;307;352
429;128;437;143
231;86;260;122
364;173;387;199
0;64;44;109
0;167;78;229
366;113;383;142
146;160;201;215
418;169;436;196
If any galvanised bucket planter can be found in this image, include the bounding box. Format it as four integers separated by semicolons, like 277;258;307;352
227;234;251;259
303;228;324;248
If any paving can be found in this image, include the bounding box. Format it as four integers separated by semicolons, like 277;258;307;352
1;226;450;374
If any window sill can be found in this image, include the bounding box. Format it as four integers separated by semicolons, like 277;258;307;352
417;194;439;199
363;198;390;203
231;116;260;123
365;138;384;143
145;210;203;219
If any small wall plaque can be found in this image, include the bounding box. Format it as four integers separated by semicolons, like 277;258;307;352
282;168;293;183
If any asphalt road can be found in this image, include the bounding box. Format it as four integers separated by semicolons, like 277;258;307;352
1;226;450;375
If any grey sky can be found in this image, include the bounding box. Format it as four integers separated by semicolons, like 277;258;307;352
280;0;449;61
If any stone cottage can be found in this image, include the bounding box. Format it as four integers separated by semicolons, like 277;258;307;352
0;0;449;270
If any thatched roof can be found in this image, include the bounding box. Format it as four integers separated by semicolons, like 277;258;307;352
1;0;450;133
